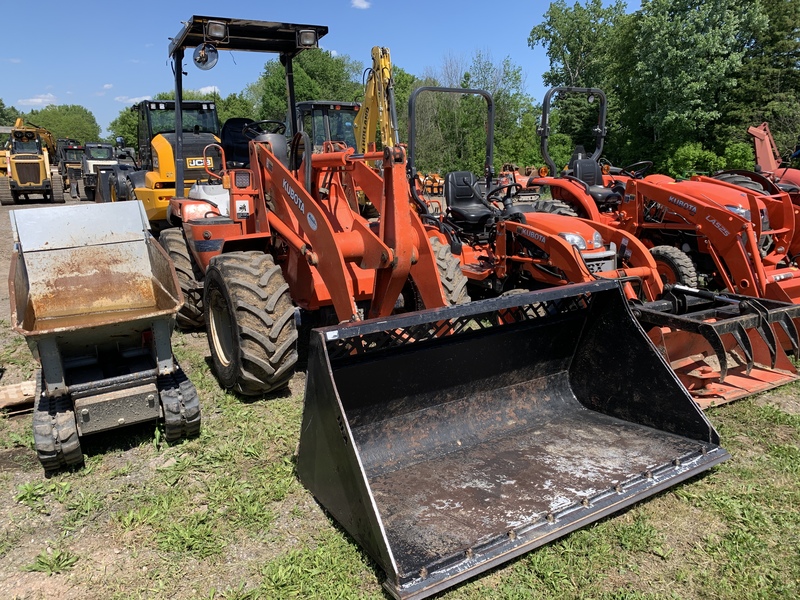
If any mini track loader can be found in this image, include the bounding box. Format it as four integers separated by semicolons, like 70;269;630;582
9;202;200;471
158;16;729;598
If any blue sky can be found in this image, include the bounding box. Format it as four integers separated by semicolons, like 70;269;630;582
0;1;629;136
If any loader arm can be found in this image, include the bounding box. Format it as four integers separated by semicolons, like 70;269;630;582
748;122;783;173
623;179;769;296
353;46;400;154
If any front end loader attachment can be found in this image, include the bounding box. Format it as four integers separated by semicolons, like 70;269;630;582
635;286;800;407
297;280;728;600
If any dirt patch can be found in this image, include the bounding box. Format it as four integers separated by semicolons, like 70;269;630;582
753;386;800;416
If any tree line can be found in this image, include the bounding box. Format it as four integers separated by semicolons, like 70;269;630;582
3;0;798;177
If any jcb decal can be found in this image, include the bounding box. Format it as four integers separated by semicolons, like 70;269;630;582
186;157;213;168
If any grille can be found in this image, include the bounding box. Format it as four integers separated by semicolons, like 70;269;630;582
324;286;595;361
16;163;42;185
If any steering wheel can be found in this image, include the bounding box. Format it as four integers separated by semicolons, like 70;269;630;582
486;182;523;201
620;160;653;179
243;120;287;140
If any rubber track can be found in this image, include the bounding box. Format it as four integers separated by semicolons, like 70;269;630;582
51;172;65;203
0;178;14;206
31;370;83;472
159;363;202;443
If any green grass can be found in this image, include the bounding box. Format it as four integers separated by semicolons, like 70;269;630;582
2;329;799;598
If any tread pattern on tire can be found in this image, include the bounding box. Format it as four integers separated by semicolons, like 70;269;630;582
532;199;579;217
650;245;698;287
430;238;470;305
713;173;765;192
159;228;204;329
205;252;298;396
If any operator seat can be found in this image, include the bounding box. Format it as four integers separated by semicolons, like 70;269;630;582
221;117;255;168
444;171;495;233
572;156;622;209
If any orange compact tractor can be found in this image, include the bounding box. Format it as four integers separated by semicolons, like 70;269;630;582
526;87;800;404
408;86;663;303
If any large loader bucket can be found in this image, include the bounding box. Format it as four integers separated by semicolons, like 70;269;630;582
297;280;729;600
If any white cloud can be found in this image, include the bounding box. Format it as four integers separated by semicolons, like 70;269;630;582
17;94;57;107
3;58;21;64
197;85;220;95
115;95;152;104
103;83;113;89
351;0;370;8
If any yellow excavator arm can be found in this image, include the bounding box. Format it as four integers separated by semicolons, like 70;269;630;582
352;46;400;153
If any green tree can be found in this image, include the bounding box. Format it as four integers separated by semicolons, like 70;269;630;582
528;0;626;88
619;0;767;166
717;0;800;155
108;107;138;146
24;105;101;143
255;49;363;121
0;99;22;126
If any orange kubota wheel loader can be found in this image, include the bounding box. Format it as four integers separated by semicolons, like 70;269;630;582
161;19;466;396
161;17;728;600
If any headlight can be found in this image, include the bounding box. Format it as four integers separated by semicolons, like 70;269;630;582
725;204;751;221
591;230;604;249
559;232;588;250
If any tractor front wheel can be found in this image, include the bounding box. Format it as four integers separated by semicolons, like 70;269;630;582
430;237;470;305
650;245;698;287
204;252;298;396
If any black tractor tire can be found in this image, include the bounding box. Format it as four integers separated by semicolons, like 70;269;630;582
713;173;764;192
650;245;698;287
204;252;298;396
532;199;579;217
430;238;470;305
159;228;205;329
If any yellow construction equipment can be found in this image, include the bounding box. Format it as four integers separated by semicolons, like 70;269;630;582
0;118;62;205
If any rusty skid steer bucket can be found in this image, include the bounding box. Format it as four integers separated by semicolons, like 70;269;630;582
635;286;800;408
297;280;729;600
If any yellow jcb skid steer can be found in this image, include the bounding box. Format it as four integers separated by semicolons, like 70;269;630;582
297;279;729;599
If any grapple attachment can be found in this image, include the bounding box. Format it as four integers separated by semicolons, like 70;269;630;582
635;286;800;407
297;280;728;599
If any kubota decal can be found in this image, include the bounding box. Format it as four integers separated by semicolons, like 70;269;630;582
307;212;318;231
282;178;305;214
668;195;697;215
519;228;547;245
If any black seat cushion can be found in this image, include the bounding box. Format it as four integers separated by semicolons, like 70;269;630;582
444;171;494;227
